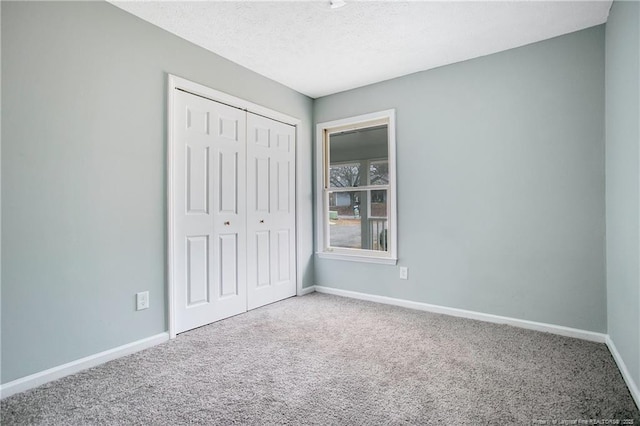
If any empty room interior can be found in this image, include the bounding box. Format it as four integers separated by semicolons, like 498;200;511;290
1;0;639;423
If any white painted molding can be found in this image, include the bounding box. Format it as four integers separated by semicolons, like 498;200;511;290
0;333;169;400
166;74;177;340
298;285;316;296
315;109;397;264
606;336;640;409
313;286;607;343
168;74;300;126
317;251;398;265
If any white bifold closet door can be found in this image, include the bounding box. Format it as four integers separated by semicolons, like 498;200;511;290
173;89;247;334
172;89;295;334
246;113;296;310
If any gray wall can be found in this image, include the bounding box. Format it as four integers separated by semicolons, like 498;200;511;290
605;1;640;390
1;1;313;383
314;26;606;332
0;0;3;386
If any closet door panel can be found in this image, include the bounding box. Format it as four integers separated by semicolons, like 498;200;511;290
255;231;271;288
172;90;247;334
255;157;270;213
247;113;296;310
186;235;209;306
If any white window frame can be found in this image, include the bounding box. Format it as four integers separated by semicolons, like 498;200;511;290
315;109;398;265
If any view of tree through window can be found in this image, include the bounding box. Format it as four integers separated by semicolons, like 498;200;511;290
329;162;389;188
329;163;361;188
369;162;389;185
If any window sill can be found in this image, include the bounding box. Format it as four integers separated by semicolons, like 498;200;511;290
316;251;398;265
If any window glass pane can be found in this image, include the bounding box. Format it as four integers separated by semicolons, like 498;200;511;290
328;190;363;249
370;189;387;218
328;125;388;189
369;189;388;251
329;163;361;188
369;161;389;185
328;190;388;252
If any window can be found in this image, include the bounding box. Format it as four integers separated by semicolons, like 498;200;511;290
316;110;397;264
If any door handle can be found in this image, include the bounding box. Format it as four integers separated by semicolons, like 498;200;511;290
259;220;264;224
224;221;230;226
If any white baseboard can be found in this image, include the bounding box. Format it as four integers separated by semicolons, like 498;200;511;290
0;332;170;400
298;285;316;296
313;285;607;343
606;336;640;409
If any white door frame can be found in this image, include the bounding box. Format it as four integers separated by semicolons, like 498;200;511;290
167;74;302;339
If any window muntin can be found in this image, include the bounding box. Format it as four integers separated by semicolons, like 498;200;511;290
316;110;397;264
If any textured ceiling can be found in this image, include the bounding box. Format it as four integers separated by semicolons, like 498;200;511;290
110;1;612;98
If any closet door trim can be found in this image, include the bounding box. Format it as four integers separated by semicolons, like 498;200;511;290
167;74;301;339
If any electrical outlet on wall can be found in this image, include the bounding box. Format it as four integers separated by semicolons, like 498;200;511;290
399;266;408;280
136;291;149;311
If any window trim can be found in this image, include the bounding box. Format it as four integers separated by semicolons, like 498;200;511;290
315;109;397;265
